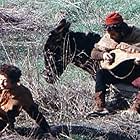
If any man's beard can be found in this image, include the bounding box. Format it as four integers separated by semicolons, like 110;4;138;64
111;32;125;43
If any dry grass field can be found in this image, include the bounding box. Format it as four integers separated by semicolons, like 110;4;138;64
0;0;140;139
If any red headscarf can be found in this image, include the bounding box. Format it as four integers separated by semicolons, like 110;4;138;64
105;12;123;25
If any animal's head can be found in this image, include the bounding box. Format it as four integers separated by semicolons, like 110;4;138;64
44;19;71;52
43;19;101;84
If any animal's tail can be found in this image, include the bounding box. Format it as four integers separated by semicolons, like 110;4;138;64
50;123;105;137
50;123;133;140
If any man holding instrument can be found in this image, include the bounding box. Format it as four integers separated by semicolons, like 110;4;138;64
90;12;140;116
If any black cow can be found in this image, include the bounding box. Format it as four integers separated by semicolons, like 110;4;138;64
43;19;101;84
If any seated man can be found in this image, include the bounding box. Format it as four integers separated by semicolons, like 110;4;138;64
0;64;55;139
90;12;140;115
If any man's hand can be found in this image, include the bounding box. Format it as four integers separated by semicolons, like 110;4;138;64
134;58;140;65
103;52;114;63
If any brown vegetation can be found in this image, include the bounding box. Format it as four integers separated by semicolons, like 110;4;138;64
0;7;140;140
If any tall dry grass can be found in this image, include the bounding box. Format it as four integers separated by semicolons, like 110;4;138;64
0;0;140;139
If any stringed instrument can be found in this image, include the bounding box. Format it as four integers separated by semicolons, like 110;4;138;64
101;49;140;70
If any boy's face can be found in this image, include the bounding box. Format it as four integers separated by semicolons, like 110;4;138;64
0;74;13;90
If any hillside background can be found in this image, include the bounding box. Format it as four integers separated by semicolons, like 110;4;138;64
0;0;140;139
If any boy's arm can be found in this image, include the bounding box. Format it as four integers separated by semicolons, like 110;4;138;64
23;103;51;133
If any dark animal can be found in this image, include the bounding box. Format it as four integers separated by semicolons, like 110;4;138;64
15;123;134;140
43;19;101;83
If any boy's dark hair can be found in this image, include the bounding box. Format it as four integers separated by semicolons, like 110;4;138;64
0;64;22;83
